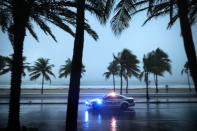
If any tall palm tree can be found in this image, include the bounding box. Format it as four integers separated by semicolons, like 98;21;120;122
114;49;140;94
151;48;172;93
0;1;98;130
139;53;154;99
59;58;86;79
109;0;197;93
181;61;192;92
0;1;75;130
65;1;110;130
29;58;55;94
103;60;119;92
0;55;30;77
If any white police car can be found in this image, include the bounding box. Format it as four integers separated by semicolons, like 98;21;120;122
85;93;135;110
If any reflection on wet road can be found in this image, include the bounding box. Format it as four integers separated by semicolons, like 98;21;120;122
111;117;116;131
80;107;136;131
0;103;197;131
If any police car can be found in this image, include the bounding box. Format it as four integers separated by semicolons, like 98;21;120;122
85;92;135;110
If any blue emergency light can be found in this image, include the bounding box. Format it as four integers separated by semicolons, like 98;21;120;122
96;99;102;104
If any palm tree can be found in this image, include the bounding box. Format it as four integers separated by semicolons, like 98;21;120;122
109;0;197;93
181;61;192;92
65;1;110;130
0;1;76;130
113;52;125;95
123;53;140;94
140;53;154;99
29;58;55;95
59;58;86;79
103;60;119;92
150;48;172;93
0;1;98;130
0;55;30;77
114;49;140;94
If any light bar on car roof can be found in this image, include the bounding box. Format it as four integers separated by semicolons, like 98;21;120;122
109;92;116;96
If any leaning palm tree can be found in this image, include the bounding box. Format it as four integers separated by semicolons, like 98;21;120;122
181;61;192;92
109;0;197;93
151;48;172;93
0;55;30;77
139;53;154;99
0;0;98;130
114;49;140;94
103;60;119;92
59;58;86;79
29;58;55;95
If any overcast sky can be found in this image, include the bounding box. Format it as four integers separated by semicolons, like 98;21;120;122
0;11;197;85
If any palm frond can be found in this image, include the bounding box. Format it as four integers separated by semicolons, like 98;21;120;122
86;0;107;24
46;70;56;78
110;0;137;35
26;22;39;42
30;73;41;81
0;68;10;75
84;23;98;40
103;0;115;23
167;14;178;29
32;15;57;42
103;72;111;79
44;73;52;84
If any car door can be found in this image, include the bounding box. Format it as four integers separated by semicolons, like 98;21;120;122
103;96;115;107
115;95;123;106
105;96;121;107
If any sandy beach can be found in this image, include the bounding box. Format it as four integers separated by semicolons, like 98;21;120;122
0;88;195;94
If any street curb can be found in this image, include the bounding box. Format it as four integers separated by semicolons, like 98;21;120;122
1;101;197;104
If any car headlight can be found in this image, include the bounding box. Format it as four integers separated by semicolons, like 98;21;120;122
85;101;89;105
96;99;102;105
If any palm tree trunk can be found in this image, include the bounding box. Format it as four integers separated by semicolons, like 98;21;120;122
156;74;158;93
8;1;29;131
126;76;128;94
120;72;123;95
187;73;191;92
41;74;44;95
177;0;197;93
145;72;149;99
66;0;85;130
154;74;158;93
113;74;115;92
154;74;156;93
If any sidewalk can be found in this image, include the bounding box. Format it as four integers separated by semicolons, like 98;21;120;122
0;93;197;104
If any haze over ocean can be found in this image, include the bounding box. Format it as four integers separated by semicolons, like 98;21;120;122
0;80;194;89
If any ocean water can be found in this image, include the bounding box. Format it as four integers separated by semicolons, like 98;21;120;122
0;84;194;89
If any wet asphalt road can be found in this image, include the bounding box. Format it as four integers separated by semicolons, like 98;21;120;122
0;103;197;131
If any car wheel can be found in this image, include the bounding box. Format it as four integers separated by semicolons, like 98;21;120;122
92;103;96;109
121;103;128;110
